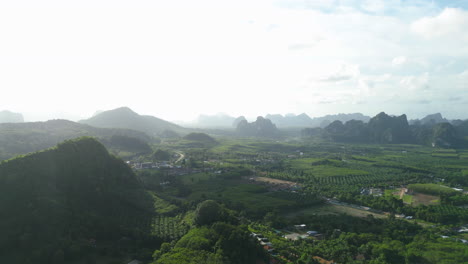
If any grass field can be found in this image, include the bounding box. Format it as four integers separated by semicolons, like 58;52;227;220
402;194;413;204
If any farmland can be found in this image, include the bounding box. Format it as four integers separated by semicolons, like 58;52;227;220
2;132;468;264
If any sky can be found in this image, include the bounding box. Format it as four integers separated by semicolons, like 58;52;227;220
1;0;468;122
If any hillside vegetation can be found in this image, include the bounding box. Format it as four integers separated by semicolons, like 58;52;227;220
0;137;153;263
0;119;152;160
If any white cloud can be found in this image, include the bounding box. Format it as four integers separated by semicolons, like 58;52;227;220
319;63;360;82
400;72;430;91
392;56;407;66
411;8;468;38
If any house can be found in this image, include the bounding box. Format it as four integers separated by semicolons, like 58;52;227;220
307;231;319;236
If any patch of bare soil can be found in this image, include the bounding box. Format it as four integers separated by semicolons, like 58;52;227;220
253;177;298;186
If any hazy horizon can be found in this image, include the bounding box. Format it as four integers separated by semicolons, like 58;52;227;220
3;107;464;125
1;0;467;122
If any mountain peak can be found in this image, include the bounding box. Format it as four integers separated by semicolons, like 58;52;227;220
80;107;182;136
0;110;24;123
112;106;138;115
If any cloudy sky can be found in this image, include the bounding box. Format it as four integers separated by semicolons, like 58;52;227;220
1;0;468;122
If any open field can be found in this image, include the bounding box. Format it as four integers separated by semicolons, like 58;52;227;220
402;194;413;204
412;193;440;206
285;203;387;219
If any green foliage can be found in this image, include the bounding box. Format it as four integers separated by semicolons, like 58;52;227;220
107;134;152;153
194;200;224;226
184;133;216;143
153;149;171;161
154;224;265;264
154;248;218;264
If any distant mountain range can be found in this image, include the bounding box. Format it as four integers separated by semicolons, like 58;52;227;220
0;110;24;123
189;112;371;128
79;107;184;136
193;112;466;131
266;113;371;128
303;112;468;147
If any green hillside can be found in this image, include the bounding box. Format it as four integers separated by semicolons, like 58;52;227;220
0;137;154;263
0;119;152;160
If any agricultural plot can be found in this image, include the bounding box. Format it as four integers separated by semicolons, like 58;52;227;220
184;179;299;217
411;193;439;206
285;204;386;219
459;150;468;159
432;149;459;158
151;214;190;240
288;158;369;177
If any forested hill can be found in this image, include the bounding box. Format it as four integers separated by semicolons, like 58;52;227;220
80;107;184;136
0;137;153;263
0;119;152;160
236;116;279;137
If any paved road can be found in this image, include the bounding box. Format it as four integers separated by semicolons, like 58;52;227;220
174;151;185;163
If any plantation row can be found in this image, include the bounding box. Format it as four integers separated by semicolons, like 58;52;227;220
105;205;190;241
266;169;418;188
151;214;190;240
